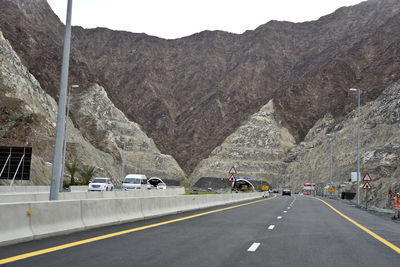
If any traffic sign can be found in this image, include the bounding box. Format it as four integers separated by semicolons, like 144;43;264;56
228;174;235;182
228;166;237;175
363;173;372;182
328;187;336;193
261;185;269;191
362;182;372;190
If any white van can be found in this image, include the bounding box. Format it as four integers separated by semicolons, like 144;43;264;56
122;174;149;190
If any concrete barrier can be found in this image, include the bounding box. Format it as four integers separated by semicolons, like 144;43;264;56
0;192;263;246
81;199;119;228
141;196;179;219
0;202;32;245
59;192;87;200
69;186;88;192
0;193;36;203
0;186;50;193
0;187;186;203
115;198;144;223
29;200;84;238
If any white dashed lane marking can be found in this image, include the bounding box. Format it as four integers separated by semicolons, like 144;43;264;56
268;225;275;230
277;216;282;219
247;243;260;252
283;211;287;213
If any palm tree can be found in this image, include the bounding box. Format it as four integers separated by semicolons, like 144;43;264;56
65;159;79;185
79;165;97;184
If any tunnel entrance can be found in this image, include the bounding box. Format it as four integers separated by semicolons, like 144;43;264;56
148;177;164;188
233;179;256;192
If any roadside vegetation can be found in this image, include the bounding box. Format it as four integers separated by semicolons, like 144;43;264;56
63;159;97;187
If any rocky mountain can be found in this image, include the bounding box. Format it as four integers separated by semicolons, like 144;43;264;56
191;100;295;189
192;77;400;208
283;81;400;208
1;0;400;175
71;84;185;183
0;30;184;185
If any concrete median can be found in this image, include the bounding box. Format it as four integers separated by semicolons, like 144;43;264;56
0;192;263;246
29;200;84;239
0;202;32;245
115;198;144;223
81;198;119;228
141;196;179;219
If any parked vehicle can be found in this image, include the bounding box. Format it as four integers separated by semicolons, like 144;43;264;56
88;177;114;191
157;183;167;189
122;174;150;190
282;189;291;196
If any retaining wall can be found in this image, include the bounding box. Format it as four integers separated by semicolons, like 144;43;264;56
0;192;263;246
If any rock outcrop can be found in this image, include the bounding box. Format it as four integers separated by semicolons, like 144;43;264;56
284;81;400;208
0;31;184;185
71;84;186;183
191;100;295;189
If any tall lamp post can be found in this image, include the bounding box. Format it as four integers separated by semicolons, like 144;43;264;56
59;84;79;191
50;0;73;200
327;133;334;196
349;88;361;207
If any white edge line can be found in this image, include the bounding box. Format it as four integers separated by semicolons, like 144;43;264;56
247;242;261;252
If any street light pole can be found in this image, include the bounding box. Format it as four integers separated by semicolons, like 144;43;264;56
327;134;334;191
59;84;79;192
350;88;361;207
50;0;73;200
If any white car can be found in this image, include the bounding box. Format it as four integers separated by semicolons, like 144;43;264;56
122;174;149;190
88;177;114;191
157;183;167;189
262;191;270;198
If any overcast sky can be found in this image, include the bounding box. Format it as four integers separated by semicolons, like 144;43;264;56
47;0;366;39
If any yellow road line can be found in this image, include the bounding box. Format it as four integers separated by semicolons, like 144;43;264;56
315;197;400;254
0;195;276;265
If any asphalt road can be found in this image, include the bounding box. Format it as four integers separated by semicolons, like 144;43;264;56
1;195;399;266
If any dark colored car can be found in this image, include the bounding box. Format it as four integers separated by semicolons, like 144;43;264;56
282;189;291;196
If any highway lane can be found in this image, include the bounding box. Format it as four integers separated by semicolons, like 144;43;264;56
1;195;399;266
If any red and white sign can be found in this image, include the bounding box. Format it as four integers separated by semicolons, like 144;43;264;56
228;174;236;182
303;183;315;191
228;166;237;175
362;182;372;190
363;173;372;182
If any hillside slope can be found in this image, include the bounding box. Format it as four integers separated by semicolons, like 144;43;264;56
1;0;400;175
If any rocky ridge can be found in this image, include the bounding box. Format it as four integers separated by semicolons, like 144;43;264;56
0;30;184;185
71;84;186;183
283;81;400;208
191;100;295;188
1;0;400;175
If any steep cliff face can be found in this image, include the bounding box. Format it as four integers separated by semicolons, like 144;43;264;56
1;0;400;175
71;84;186;183
0;30;185;185
191;100;295;188
283;81;400;208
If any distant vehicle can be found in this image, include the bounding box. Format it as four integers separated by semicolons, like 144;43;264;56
262;191;270;198
88;177;114;191
282;189;291;196
272;189;279;193
157;183;167;189
122;174;150;190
